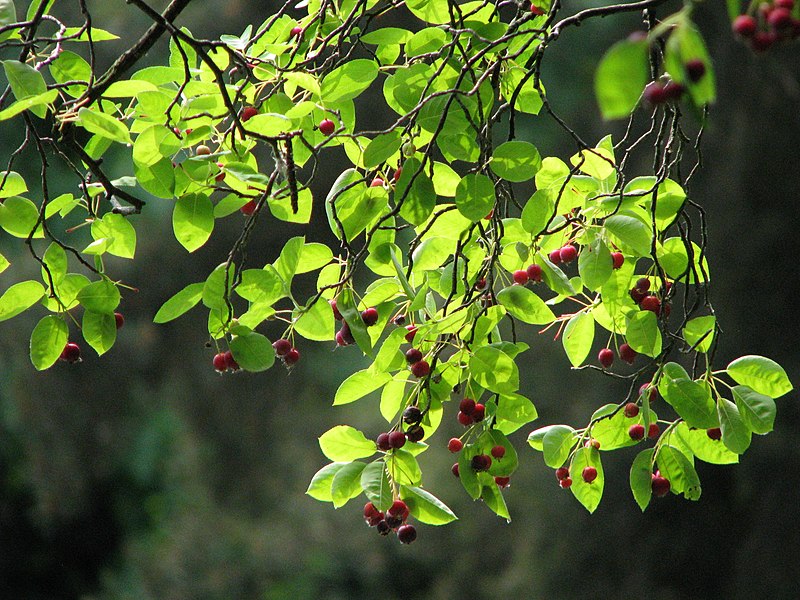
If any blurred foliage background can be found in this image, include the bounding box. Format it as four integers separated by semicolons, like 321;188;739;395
0;1;798;599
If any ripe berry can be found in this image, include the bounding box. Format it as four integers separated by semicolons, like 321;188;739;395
643;81;668;105
662;80;685;101
586;438;601;450
548;249;562;264
385;514;403;529
598;348;614;369
530;2;545;15
651;473;671;497
472;403;486;422
640;295;661;314
685;59;706;83
611;252;624;269
410;360;430;378
393;166;402;182
448;438;463;453
559;477;573;489
619;343;637;364
768;7;792;29
336;323;355;346
318;118;335;136
393;313;406;326
388;431;407;449
289;26;303;38
495;476;510;488
370;177;384;187
404;325;417;343
491;445;506;459
648;422;660;439
581;466;598;484
388;500;410;520
361;307;379;326
555;467;570;481
403;406;422;424
559;244;578;263
706;427;722;441
397;524;417;544
212;352;228;372
376;520;391;535
60;342;81;363
406;425;424;442
526;263;543;282
471;454;492;471
751;30;778;51
457;411;473;427
624;402;640;418
630;287;647;304
513;270;529;285
273;338;292;356
224;350;239;371
405;348;423;364
459;397;476;415
329;299;343;320
451;463;460;477
376;432;391;451
629;424;645;440
241;106;259;122
240;200;257;216
195;144;212;156
775;0;794;8
484;208;494;220
364;501;379;518
113;312;124;329
284;348;300;365
639;383;657;402
635;277;651;292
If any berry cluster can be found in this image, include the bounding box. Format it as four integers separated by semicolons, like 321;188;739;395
455;397;486;427
733;1;800;51
548;243;577;265
363;500;417;544
331;299;382;347
512;263;542;286
272;338;300;367
58;312;124;365
212;349;240;372
629;277;671;317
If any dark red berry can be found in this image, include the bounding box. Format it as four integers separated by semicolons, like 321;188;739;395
598;348;614;369
640;295;661;314
685;59;706;83
555;467;570;481
329;298;343;320
404;325;417;343
706;427;722;441
397;524;417;544
611;252;624;269
495;476;510;488
366;511;384;527
581;466;598;484
559;244;578;263
457;411;473;427
388;431;407;449
289;26;303;38
387;500;409;520
212;352;227;372
60;342;81;363
410;360;430;378
284;348;300;366
526;263;543;282
775;0;794;9
472;403;485;422
451;463;460;477
630;287;647;304
768;7;792;29
635;277;651;292
459;397;476;415
273;338;292;355
491;445;506;459
619;343;637;364
643;81;668;105
403;406;422;424
548;249;562;264
223;350;239;371
393;313;406;326
648;422;660;439
406;425;424;442
364;502;380;519
651;474;671;497
448;438;463;453
385;514;403;529
662;81;685;101
376;432;391;451
240;200;257;216
376;520;391;535
629;424;645;440
471;454;492;471
318;118;335;136
624;402;640;418
751;30;778;51
559;477;573;489
361;307;379;326
114;312;124;329
586;438;601;450
393;166;402;182
405;348;423;364
370;177;384;187
639;383;657;402
476;277;487;290
241;106;259;122
513;270;529;285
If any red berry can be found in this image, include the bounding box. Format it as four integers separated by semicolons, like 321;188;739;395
388;500;409;520
598;348;614;369
586;438;601;450
530;2;545;15
495;476;510;488
459;398;476;415
114;312;124;329
624;402;640;418
648;422;660;439
457;411;473;427
559;244;578;263
643;81;668;105
223;350;239;371
385;514;403;529
406;425;424;442
388;431;407;449
635;277;651;292
752;30;778;51
212;352;227;372
662;80;685;101
706;427;722;441
403;406;422;424
448;438;463;453
393;166;402;182
410;360;430;378
491;445;506;459
404;325;417;343
640;295;661;314
329;299;343;320
776;0;794;8
651;474;671;497
273;338;292;355
289;26;302;38
685;59;706;83
611;252;624;269
476;277;487;289
484;208;494;220
628;424;645;441
284;348;300;366
240;200;257;216
768;7;792;29
393;313;406;326
336;323;355;346
215;163;226;183
361;307;379;326
526;263;543;282
619;343;637;364
376;432;391;451
451;463;460;477
639;383;657;401
581;466;598;484
630;287;647;304
471;454;492;471
397;524;417;544
370;177;384;187
376;520;391;535
241;106;258;122
318;118;335;136
512;270;529;285
559;477;573;489
472;403;485;422
548;249;562;264
405;348;423;363
555;467;570;481
60;342;81;363
364;501;379;518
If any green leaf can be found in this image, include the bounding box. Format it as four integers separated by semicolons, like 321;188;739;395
604;214;652;257
469;345;520;394
562;312;595;367
595;39;649;119
405;0;450;24
683;315;715;353
0;280;44;321
401;485;458;525
320;59;378;104
630;448;655;511
496;285;555;325
664;23;716;106
0;89;57;120
455;173;495;221
331;462;366;508
674;422;738;465
542;425;576;468
334;369;392;406
625;311;662;358
481;481;511;521
570;447;604;513
229;331;275;372
49;50;91;97
361;462;392;511
0;251;9;274
293;298;335;341
457;445;482;499
578;237;612;291
656;445;701;500
76;279;120;312
658;362;717;428
77;107;131;144
202;263;234;312
490;141;542;182
82;310;116;356
4;59;47;117
732;385;776;435
494;393;538;435
0;0;17;42
363;131;402;169
30;315;68;370
319;425;377;462
0;171;27;198
717;397;752;454
0;196;41;238
396;157;436;226
337;287;372;354
387;448;422;486
306;462;348;502
153;282;204;323
172;193;214;252
90;213;137;259
726;355;793;399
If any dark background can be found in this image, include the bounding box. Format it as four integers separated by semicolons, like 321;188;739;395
0;1;798;599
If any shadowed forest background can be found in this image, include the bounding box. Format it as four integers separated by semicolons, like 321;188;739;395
0;1;799;598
